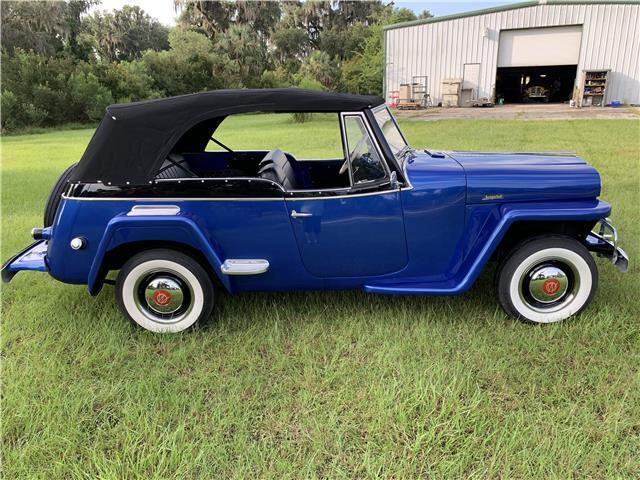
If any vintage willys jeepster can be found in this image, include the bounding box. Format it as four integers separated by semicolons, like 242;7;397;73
2;89;628;332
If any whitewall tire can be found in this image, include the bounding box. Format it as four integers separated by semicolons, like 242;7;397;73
115;249;214;333
496;236;598;324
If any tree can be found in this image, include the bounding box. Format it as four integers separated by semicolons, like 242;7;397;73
142;29;227;96
339;6;429;97
1;1;69;57
65;1;100;59
272;27;310;66
175;0;233;38
66;72;114;121
93;61;160;103
341;25;385;96
297;50;340;90
82;5;169;62
215;24;269;87
175;0;281;40
1;1;97;57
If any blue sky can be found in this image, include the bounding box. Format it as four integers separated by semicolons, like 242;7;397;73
396;1;515;17
94;1;521;26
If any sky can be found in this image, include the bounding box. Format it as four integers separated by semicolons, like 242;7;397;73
92;1;519;26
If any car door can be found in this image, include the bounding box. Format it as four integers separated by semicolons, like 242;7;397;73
285;112;408;278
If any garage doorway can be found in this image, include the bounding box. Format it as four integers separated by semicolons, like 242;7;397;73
496;25;582;104
496;65;577;103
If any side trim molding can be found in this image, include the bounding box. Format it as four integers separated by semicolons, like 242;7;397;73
221;259;270;275
127;205;180;216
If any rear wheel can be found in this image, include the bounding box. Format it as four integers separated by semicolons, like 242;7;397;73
44;163;77;226
496;236;598;324
116;249;214;333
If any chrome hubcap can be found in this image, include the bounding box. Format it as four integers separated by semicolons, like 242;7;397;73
144;277;184;314
519;258;580;313
133;269;194;325
527;265;569;303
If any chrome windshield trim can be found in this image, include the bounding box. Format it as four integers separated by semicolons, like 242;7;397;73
340;111;392;185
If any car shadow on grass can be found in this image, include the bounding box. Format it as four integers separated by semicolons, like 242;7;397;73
81;264;504;335
205;266;502;333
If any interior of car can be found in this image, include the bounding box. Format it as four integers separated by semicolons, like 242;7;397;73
154;112;389;191
155;149;350;190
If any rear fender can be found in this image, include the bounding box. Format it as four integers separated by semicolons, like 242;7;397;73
87;215;229;295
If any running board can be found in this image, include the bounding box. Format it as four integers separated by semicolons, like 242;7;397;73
221;259;269;275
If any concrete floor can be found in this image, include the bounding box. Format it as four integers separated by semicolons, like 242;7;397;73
394;103;640;121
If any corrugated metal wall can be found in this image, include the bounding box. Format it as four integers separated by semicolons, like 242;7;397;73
385;3;640;105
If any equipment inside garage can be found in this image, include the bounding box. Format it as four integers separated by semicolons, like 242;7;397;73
496;25;582;104
496;65;577;103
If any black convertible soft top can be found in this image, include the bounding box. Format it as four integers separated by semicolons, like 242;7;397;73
70;88;384;185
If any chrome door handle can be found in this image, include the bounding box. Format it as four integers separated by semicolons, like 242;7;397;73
291;210;313;219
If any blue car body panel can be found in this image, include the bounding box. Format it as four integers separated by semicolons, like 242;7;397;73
364;199;611;295
285;190;408;277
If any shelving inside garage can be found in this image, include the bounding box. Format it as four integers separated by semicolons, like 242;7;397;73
579;70;609;107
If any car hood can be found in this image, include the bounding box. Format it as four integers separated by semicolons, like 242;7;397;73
447;150;588;168
406;150;601;204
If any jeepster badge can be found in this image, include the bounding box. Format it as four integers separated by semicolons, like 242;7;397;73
482;194;504;201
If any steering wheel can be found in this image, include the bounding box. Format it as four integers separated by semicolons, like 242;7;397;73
339;136;368;175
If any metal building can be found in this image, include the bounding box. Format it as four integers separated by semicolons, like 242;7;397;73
384;0;640;106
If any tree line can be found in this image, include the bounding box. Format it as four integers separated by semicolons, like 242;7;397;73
0;1;430;131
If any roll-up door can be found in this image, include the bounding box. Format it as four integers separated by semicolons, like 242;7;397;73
498;26;582;67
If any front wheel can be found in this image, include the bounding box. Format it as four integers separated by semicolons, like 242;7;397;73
116;249;214;333
496;236;598;324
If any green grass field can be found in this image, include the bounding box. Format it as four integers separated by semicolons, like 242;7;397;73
2;116;639;478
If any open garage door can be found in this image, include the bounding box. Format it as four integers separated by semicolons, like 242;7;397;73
496;26;582;104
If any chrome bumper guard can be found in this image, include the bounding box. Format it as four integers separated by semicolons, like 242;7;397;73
584;218;629;273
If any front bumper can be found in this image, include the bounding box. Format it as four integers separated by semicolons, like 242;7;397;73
1;240;48;283
584;218;629;273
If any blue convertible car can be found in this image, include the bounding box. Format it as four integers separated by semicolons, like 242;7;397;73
2;89;628;332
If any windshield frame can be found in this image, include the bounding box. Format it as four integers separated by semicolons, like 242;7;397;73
372;104;410;158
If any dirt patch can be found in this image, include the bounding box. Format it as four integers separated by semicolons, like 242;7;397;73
394;104;639;121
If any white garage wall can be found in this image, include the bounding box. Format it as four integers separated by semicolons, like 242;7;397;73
384;2;640;105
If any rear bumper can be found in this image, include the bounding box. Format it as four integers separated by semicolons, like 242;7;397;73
1;240;48;283
584;218;629;273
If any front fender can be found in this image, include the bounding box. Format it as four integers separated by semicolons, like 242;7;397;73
458;199;613;290
87;214;230;295
365;199;612;295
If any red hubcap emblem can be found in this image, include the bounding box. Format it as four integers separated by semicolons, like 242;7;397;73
542;279;561;296
153;290;172;306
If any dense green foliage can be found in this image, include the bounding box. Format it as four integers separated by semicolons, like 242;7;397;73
2;118;639;477
0;1;429;131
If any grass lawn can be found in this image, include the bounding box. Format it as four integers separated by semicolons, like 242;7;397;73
2;115;639;478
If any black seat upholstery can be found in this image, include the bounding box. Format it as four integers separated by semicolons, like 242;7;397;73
257;149;298;190
155;154;191;179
